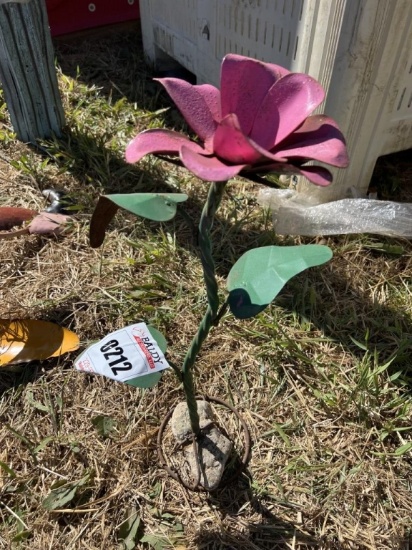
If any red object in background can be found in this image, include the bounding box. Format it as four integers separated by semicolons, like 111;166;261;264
46;0;140;37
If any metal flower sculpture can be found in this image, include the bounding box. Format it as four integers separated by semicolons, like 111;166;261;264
90;54;349;490
126;54;348;186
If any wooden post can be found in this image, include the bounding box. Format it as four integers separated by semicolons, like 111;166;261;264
0;0;65;142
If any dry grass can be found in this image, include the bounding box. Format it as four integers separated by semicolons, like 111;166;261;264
1;24;412;550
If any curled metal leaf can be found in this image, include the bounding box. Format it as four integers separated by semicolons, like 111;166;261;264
227;245;333;319
0;206;35;231
89;196;119;248
0;320;80;366
28;212;69;235
89;193;188;248
0;228;30;240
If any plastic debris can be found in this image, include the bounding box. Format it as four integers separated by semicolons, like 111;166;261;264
258;188;412;237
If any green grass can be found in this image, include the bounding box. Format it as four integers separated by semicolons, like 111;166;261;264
0;25;412;550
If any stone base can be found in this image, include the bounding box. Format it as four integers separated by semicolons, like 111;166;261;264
171;400;233;490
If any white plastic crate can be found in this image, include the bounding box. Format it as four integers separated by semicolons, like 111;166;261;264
139;0;412;201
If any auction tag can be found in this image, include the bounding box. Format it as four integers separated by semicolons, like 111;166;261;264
74;323;170;383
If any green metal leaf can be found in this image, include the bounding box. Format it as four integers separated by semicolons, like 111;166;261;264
147;325;167;353
90;193;187;248
107;193;187;222
125;325;167;389
125;371;162;389
227;245;332;319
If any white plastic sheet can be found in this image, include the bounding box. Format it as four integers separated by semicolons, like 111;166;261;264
258;189;412;237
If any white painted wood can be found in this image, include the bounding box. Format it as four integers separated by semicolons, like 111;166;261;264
139;0;412;201
298;0;412;202
0;0;65;142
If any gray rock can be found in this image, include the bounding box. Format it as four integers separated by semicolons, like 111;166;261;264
184;425;233;490
170;400;233;490
171;400;215;443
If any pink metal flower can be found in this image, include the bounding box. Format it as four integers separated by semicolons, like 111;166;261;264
126;54;349;186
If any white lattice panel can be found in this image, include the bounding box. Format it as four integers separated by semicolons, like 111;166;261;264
214;0;304;67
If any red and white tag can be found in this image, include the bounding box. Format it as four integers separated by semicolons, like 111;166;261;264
75;323;170;383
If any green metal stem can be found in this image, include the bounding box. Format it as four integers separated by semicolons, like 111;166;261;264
181;181;228;436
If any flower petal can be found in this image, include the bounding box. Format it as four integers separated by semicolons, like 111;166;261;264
125;129;205;164
273;115;349;167
246;162;333;186
213;114;263;164
220;54;289;136
157;78;219;145
195;84;221;123
28;212;69;235
297;165;333;186
180;146;247;181
250;73;325;149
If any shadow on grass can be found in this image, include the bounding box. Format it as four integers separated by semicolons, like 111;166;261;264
0;366;41;398
54;24;153;102
192;474;318;549
279;244;412;378
0;355;71;401
53;23;190;131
